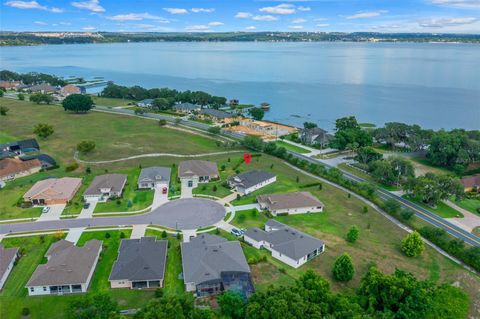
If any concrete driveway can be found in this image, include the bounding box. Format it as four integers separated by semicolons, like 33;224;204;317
78;199;98;219
152;184;169;210
181;181;193;198
37;204;66;221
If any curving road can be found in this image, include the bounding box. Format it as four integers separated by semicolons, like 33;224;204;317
0;198;226;234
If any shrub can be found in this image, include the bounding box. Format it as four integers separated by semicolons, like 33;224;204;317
154;288;164;298
0;106;9;116
105;232;111;239
402;231;424;257
362;206;368;214
158;119;167;126
120;232;126;239
77;140;96;154
346;225;359;243
401;209;415;221
212;185;217;192
237;213;246;223
22;307;30;316
161;230;167;238
65;162;79;172
332;253;355;282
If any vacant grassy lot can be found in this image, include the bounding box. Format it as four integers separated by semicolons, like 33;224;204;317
91;96;135;107
0;98;223;165
275;140;310;154
455;198;480;215
404;195;463;218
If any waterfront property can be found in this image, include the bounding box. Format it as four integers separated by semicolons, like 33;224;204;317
109;237;168;289
460;174;480;193
0;157;42;182
0;245;19;290
23;177;82;205
28;83;57;94
228;170;276;195
26;239;102;296
178;160;219;189
299;127;333;148
0;138;40;159
257;191;324;216
181;234;254;297
60;84;84;96
224;119;298;140
244;220;325;268
138;167;171;190
173;102;201;113
199;109;232;123
84;174;127;202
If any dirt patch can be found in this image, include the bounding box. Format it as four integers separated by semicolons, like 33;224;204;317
251;261;284;285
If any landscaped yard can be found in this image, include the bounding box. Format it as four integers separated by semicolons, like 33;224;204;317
275;140;310;154
404;195;464;218
454;197;480;215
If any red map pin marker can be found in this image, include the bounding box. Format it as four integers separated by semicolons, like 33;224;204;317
244;153;252;165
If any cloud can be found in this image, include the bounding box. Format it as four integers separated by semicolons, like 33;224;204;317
163;8;188;14
185;25;211;32
288;25;304;29
235;12;253;19
191;8;215;13
345;10;388;19
419;17;479;27
71;0;104;13
291;18;306;23
82;26;96;30
430;0;480;8
107;13;169;22
208;21;224;26
252;15;279;21
5;1;63;13
245;26;256;30
259;3;296;15
34;20;47;25
59;21;72;25
297;6;311;12
316;23;329;27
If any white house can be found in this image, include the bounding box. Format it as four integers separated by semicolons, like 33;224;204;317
228;170;276;195
178;160;219;189
26;240;102;296
138;167;171;189
84;174;127;202
243;220;325;269
257;191;324;216
138;99;154;108
0;245;19;290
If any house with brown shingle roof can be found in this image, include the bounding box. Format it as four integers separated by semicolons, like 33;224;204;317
23;177;82;205
0;245;19;290
26;239;102;296
178;160;218;189
257;192;324;216
460;174;480;192
0;157;42;182
60;84;84;96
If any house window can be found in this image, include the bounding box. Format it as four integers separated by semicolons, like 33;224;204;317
188;180;193;187
30;287;34;292
43;287;47;291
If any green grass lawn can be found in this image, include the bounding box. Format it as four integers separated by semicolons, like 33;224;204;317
0;131;19;143
91;96;135;107
145;229;184;296
275;140;310;154
454;198;480;215
0;97;223;165
231;209;267;229
94;168;154;213
337;163;400;191
404;195;463;218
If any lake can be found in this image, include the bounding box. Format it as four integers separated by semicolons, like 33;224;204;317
1;42;479;130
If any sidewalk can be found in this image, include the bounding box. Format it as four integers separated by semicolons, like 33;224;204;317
444;200;480;233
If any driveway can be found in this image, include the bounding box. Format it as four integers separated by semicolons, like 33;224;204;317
37;204;66;221
78;199;98;219
233;204;261;211
0;198;226;234
180;181;193;199
152;184;169;210
444;201;480;233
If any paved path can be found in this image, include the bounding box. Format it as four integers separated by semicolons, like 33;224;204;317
233;204;261;211
444;201;480;233
130;225;147;239
0;198;225;234
65;227;85;244
182;229;197;242
78;199;98;219
217;192;238;205
75;150;243;165
37;204;66;221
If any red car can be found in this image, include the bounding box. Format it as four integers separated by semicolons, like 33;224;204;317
162;187;168;194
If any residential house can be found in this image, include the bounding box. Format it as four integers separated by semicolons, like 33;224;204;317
173;102;201;113
299;127;333;148
0;80;21;90
26;239;102;296
244;220;325;269
0;138;40;158
20;154;57;169
15;84;32;91
181;234;254;297
0;157;42;181
60;84;84;96
240;119;297;138
178;160;219;189
199;109;232;123
109;237;167;289
0;245;19;290
138;99;154;108
138;167;171;189
29;83;57;94
23;177;82;205
228;170;276;195
460;174;480;193
84;174;127;202
257;192;324;216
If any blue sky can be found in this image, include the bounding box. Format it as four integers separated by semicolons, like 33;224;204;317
2;0;480;33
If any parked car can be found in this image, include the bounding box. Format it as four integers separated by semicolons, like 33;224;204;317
231;228;242;237
83;202;90;209
162;187;168;194
42;206;50;214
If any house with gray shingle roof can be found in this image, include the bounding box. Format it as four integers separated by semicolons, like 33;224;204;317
173;102;201;113
179;160;219;190
109;237;167;289
181;234;254;297
244;220;325;268
26;239;102;295
84;174;127;202
228;170;276;195
257;192;324;216
138;167;171;189
0;245;19;290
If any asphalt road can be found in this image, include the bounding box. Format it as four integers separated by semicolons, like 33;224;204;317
0;198;226;234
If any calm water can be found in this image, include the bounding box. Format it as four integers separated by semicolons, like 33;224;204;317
1;42;479;130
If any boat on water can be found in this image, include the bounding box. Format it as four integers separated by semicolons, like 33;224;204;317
260;102;271;110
